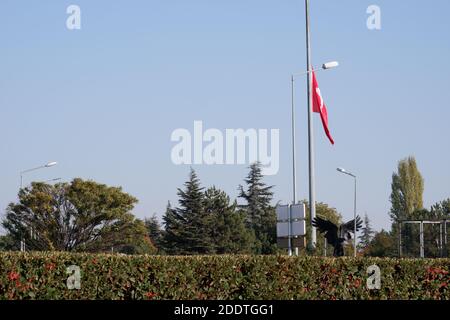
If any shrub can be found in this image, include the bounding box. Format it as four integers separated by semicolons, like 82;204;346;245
0;252;448;300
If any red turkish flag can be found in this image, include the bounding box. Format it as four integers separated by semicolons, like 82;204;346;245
312;71;334;145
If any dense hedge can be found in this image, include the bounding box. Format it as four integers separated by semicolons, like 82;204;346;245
0;252;448;300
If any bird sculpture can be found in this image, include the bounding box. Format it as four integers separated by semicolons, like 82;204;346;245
312;215;363;257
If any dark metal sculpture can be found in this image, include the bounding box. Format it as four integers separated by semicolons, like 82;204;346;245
312;216;362;257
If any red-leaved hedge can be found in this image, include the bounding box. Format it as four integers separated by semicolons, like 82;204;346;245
0;252;448;300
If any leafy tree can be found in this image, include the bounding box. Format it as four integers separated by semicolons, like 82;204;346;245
432;199;450;256
407;203;450;257
365;229;397;257
359;213;375;250
239;162;276;254
389;156;424;223
116;227;157;255
204;186;254;254
393;204;450;258
0;234;15;251
163;169;213;254
430;199;450;219
2;179;148;253
389;156;424;257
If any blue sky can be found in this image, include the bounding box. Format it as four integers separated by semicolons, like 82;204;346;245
1;0;449;233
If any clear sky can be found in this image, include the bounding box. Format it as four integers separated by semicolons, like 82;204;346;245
1;0;449;233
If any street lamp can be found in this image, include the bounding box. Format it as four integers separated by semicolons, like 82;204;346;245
19;161;58;252
291;61;338;253
291;61;339;197
337;167;357;257
291;61;338;255
20;161;58;189
292;61;339;78
322;61;339;70
42;178;62;183
300;0;341;252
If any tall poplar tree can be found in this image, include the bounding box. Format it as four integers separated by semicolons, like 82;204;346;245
389;156;424;256
390;156;424;222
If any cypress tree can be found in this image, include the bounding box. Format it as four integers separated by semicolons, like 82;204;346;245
238;162;277;254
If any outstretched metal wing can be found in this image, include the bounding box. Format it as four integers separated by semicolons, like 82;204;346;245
341;215;363;234
312;216;338;246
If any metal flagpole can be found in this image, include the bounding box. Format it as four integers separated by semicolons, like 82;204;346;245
289;76;297;257
291;75;297;207
305;0;316;251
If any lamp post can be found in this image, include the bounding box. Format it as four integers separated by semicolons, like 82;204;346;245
42;178;62;183
19;161;58;251
20;161;58;189
303;0;341;252
305;0;315;252
291;60;338;252
337;167;357;257
291;61;338;255
291;61;339;200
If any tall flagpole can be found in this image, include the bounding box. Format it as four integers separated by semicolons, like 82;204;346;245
305;0;316;251
291;75;297;207
290;75;297;257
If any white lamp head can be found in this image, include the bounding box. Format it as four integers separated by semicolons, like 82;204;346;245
337;167;346;173
322;61;339;70
45;161;58;168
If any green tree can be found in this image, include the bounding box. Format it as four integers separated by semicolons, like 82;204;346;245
163;169;213;254
415;201;450;257
116;224;157;255
389;156;424;223
204;186;254;254
430;199;450;219
359;213;375;250
389;156;426;257
2;179;148;253
397;204;449;258
0;234;15;251
432;199;450;256
365;229;397;257
144;214;164;253
161;201;185;254
239;162;276;254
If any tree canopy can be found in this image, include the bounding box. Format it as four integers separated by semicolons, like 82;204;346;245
162;169;255;255
238;162;277;254
2;179;154;253
390;156;424;223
